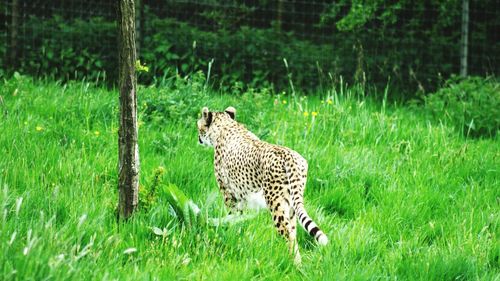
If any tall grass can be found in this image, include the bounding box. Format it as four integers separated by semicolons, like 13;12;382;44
0;75;498;280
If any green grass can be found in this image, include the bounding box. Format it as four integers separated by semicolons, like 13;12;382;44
0;75;498;280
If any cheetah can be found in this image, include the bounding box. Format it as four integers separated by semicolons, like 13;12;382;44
197;106;328;264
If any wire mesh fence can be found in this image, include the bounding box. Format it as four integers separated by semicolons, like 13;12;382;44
1;0;499;95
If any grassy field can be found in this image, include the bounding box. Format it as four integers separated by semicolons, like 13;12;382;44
0;75;498;280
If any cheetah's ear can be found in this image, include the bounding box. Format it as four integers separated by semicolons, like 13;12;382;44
225;106;236;120
202;107;213;126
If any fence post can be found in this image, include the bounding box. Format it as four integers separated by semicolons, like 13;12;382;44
460;0;469;77
135;0;143;56
9;0;19;68
277;0;284;31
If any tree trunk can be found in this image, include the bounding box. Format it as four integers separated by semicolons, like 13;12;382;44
117;0;139;220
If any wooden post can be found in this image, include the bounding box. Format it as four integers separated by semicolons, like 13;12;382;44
460;0;469;77
9;0;19;68
277;0;284;31
117;0;140;219
135;0;143;56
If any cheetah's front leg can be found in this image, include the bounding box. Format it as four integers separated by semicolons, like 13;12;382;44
216;173;242;214
223;190;243;214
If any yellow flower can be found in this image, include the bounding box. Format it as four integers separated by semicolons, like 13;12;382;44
155;166;166;176
135;60;149;73
36;126;43;132
303;111;309;117
312;111;318;117
94;131;100;136
282;100;287;104
327;99;333;105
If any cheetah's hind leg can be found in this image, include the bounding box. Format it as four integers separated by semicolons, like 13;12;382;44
267;195;302;265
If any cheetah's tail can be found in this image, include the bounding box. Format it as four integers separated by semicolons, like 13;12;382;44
294;203;328;245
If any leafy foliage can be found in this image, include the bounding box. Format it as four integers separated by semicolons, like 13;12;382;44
140;15;339;90
425;76;500;137
139;71;209;125
1;1;499;97
17;16;116;82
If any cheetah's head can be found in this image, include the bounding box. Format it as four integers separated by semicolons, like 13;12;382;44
197;106;236;147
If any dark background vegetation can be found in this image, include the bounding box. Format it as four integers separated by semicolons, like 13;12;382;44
0;0;499;97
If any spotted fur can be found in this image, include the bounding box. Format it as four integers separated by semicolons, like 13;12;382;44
197;106;328;263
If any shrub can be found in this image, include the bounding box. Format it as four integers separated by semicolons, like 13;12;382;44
140;15;339;91
18;16;116;82
139;71;209;126
425;76;500;137
4;5;497;97
9;13;342;91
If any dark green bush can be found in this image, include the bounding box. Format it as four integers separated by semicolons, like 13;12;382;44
4;1;497;97
140;16;339;91
425;76;500;137
11;14;342;91
18;16;116;82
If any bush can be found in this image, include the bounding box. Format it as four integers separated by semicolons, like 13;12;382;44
4;3;497;96
425;76;500;137
18;16;116;82
139;71;209;126
9;13;342;91
140;15;339;91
